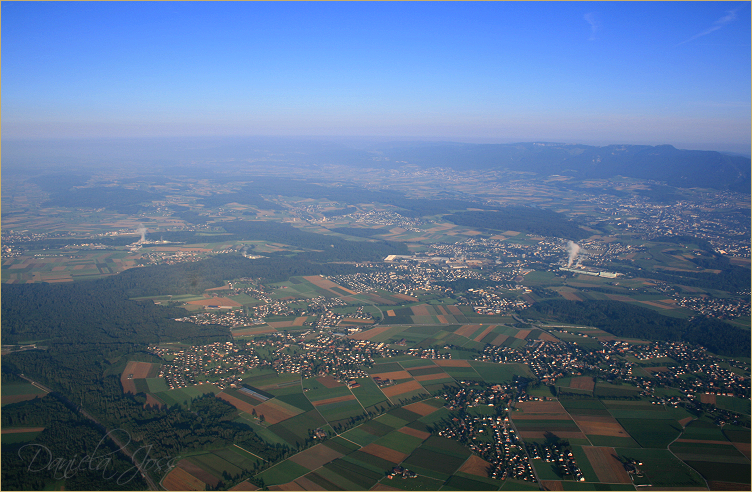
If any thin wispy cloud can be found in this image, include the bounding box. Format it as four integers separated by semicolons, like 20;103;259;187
584;12;600;41
677;9;737;46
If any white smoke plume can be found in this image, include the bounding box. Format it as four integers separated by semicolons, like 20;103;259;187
136;223;147;243
566;241;580;267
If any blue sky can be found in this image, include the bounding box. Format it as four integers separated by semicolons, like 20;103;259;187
2;1;750;153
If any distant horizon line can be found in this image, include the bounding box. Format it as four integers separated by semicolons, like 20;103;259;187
3;134;749;157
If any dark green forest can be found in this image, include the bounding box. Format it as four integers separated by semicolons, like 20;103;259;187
524;299;750;357
446;208;590;240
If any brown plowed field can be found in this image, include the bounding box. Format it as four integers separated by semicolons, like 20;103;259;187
700;394;717;404
518;431;585;440
447;305;463;316
342;317;374;324
372;370;412;380
292;477;327;491
370;484;401;491
473;326;496;342
538;332;559;342
1;427;45;434
675;439;735;445
229;480;259;491
411;305;431;316
289;444;343;469
708;481;752;490
436;306;448;315
640;300;676;309
559;291;583;301
398;426;431;440
434;359;471;367
302;276;356;295
582;446;632;483
732;442;750;459
490;334;509;346
123;361;155;379
572;416;629;436
514;329;532;339
516;400;567;414
570;376;595;391
606;294;634;302
121;379;137;395
360;443;408;464
679;417;694;427
386;310;396;316
267;321;301;328
312;395;356;406
162;466;207;491
145;394;164;408
181;459;220;487
645;366;671;374
457;454;492;477
455;325;481;337
232;326;277;336
393;294;418;301
436;315;448;323
540;481;564;491
350;325;393;341
217;392;258;415
366;294;397;305
269;483;304;491
187;297;242;307
253;400;300;424
512;413;573;420
316;375;343;388
381;380;423;398
293;316;308;326
403;401;441;416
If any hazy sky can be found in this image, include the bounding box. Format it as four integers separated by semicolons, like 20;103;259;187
3;1;750;153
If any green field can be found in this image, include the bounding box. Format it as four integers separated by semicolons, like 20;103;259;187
615;448;706;488
715;395;751;415
469;361;532;383
350;377;389;409
257;459;310;485
1;382;47;397
617;418;682;448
